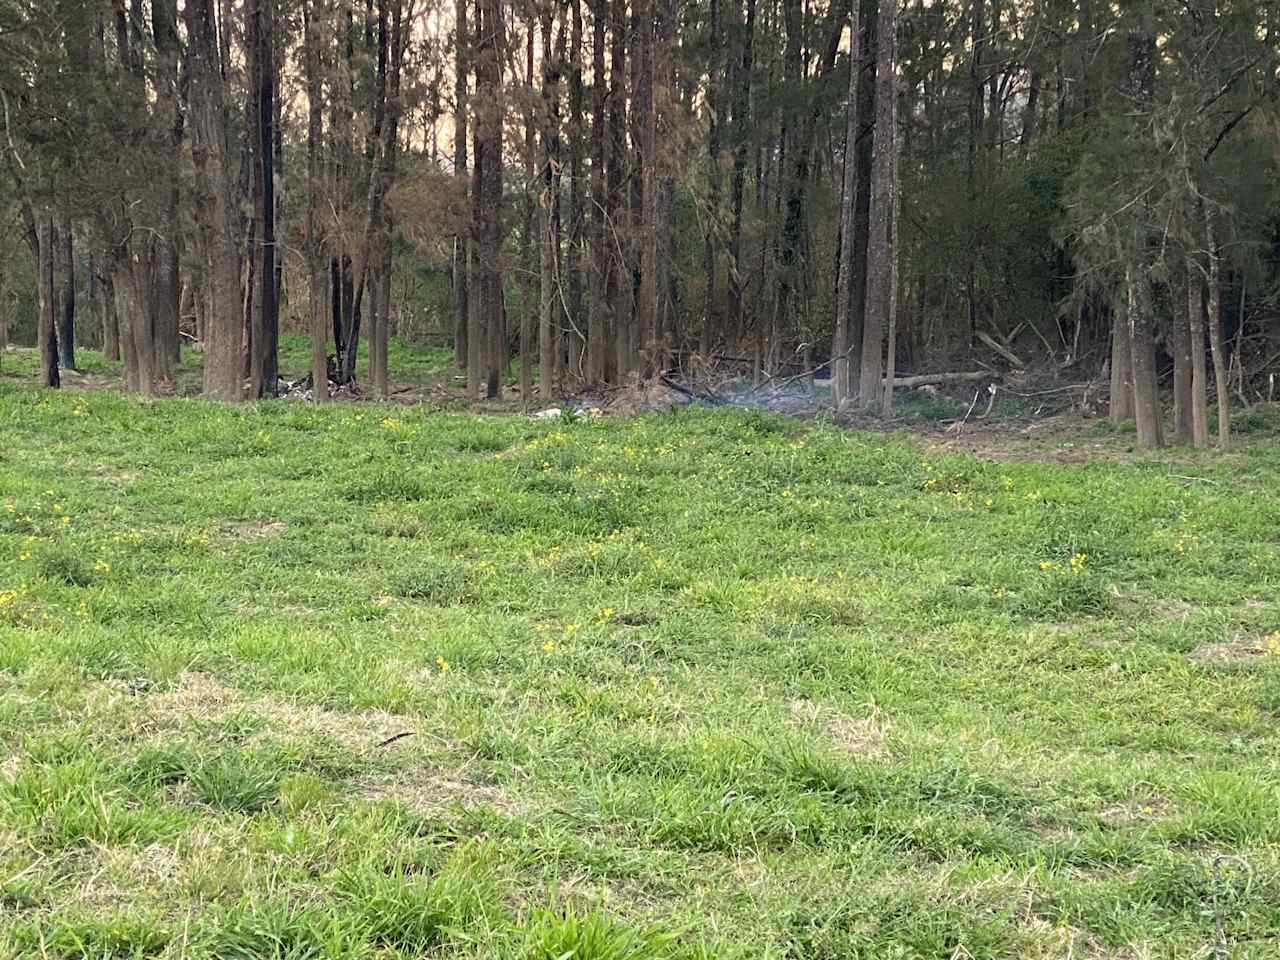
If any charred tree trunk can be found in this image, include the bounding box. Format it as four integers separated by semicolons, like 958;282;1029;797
454;0;471;372
565;0;585;379
637;0;659;375
586;0;609;384
153;0;182;382
702;0;723;356
1205;212;1229;448
473;0;505;399
608;0;631;380
727;0;756;347
539;7;562;403
303;0;330;402
57;214;76;372
848;0;877;395
249;0;280;397
38;215;60;388
518;24;536;405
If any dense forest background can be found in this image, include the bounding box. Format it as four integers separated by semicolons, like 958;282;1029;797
0;0;1277;447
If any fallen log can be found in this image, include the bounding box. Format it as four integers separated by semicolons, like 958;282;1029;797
886;371;996;388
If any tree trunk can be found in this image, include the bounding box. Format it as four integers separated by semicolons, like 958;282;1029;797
965;0;985;347
1186;252;1208;448
249;0;280;398
520;23;537;407
538;8;562;403
638;0;660;376
303;0;329;402
38;215;61;388
609;0;631;380
1123;12;1160;448
858;0;895;409
882;119;900;416
1109;305;1133;422
101;269;121;363
849;0;877;393
153;0;182;382
1205;213;1229;448
57;215;76;371
727;0;756;347
474;0;505;399
832;2;862;410
586;0;609;385
1019;70;1040;157
1126;263;1162;448
1170;262;1194;443
372;243;392;398
702;0;722;356
187;0;243;401
565;0;585;380
453;0;470;372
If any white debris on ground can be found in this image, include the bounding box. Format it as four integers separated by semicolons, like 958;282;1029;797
531;406;603;420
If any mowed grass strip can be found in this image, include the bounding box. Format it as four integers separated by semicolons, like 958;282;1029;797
0;373;1278;958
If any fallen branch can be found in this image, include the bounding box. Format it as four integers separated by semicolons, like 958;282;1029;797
976;330;1025;367
375;731;415;748
946;388;983;435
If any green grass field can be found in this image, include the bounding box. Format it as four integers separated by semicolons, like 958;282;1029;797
0;360;1278;958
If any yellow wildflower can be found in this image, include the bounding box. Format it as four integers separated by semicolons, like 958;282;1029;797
542;640;556;654
435;655;450;672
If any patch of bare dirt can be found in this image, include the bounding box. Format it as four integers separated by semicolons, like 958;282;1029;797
226;520;287;541
915;413;1142;465
787;699;893;761
357;770;521;815
603;379;689;416
1099;794;1174;828
89;464;142;485
1188;635;1269;665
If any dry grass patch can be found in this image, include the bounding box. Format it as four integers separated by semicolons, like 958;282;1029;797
1188;635;1269;665
357;769;522;816
147;671;427;753
225;520;287;541
787;699;893;761
1098;793;1174;828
